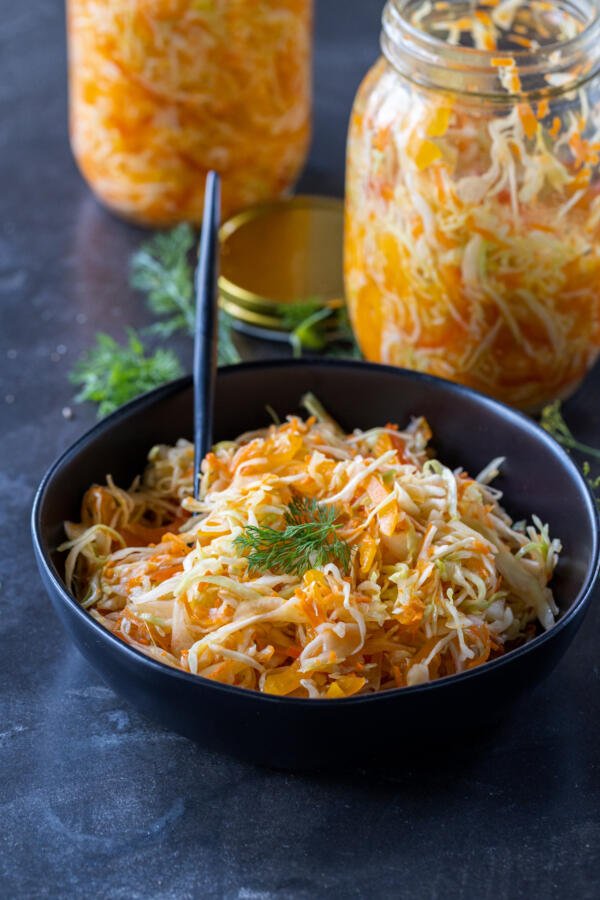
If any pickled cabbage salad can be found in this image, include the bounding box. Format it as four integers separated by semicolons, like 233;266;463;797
61;399;561;698
67;0;312;225
345;0;600;410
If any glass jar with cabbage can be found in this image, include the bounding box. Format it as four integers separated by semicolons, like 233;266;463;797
67;0;313;226
345;0;600;410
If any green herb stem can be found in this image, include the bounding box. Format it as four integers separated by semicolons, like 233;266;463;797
540;400;600;462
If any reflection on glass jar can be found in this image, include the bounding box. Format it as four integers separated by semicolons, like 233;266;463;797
345;0;600;410
67;0;313;227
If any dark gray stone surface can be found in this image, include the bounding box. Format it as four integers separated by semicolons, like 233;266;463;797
1;1;599;897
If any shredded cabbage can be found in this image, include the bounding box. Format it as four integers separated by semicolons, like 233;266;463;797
345;0;600;410
61;412;561;698
67;0;312;225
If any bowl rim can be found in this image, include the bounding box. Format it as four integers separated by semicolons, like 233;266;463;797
31;358;600;706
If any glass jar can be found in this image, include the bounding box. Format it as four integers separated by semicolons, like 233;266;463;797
344;0;600;410
67;0;313;227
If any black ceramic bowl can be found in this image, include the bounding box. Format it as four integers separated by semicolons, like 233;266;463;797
32;361;599;768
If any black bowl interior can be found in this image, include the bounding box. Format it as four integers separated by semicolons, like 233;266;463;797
39;360;597;620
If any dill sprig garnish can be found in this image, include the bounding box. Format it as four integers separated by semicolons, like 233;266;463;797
540;400;600;461
130;223;196;337
69;330;183;418
540;400;600;506
281;298;359;358
130;223;241;365
234;497;351;576
582;462;600;498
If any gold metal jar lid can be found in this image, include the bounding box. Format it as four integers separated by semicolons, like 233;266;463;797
218;195;344;334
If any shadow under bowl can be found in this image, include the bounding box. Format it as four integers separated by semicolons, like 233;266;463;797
32;360;599;769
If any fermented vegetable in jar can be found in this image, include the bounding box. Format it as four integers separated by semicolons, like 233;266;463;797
67;0;313;226
344;0;600;410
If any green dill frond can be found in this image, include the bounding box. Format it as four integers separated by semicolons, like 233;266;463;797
234;496;350;576
130;224;241;365
69;330;183;418
540;400;600;461
582;461;600;507
282;298;360;359
279;298;328;331
130;224;196;337
218;308;242;365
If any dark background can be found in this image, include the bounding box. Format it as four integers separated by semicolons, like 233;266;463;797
1;1;600;897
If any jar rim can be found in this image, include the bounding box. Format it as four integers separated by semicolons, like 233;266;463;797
382;0;600;99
